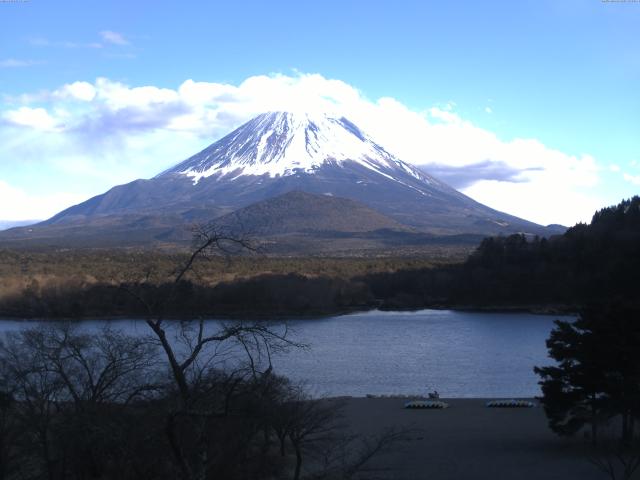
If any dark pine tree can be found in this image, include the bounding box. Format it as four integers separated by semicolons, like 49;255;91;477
535;303;640;444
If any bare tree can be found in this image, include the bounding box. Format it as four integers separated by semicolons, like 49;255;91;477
589;421;640;480
14;324;159;407
121;225;297;402
288;397;344;480
0;389;19;480
120;223;303;480
0;323;161;480
309;427;412;480
1;329;69;480
269;383;411;480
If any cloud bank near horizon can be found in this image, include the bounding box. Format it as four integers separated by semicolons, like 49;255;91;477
0;73;614;225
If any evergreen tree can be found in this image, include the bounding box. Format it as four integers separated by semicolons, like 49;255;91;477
535;304;640;443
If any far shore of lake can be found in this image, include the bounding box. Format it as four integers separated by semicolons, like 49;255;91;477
0;303;578;322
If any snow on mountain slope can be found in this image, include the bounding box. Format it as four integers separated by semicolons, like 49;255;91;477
160;111;436;188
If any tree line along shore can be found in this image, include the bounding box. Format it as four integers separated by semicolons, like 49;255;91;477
1;196;638;319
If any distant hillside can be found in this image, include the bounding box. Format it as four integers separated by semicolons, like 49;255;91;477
0;213;198;249
0;191;485;254
0;220;39;231
214;191;490;254
216;190;410;234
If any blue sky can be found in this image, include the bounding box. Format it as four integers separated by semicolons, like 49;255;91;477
0;0;638;225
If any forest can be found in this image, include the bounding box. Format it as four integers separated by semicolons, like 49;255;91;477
365;196;640;311
1;196;639;319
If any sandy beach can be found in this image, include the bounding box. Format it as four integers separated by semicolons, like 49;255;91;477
340;397;603;480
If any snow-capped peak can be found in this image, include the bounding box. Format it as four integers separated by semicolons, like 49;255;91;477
161;111;431;185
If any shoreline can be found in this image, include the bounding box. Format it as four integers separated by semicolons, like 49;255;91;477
350;394;540;400
0;304;577;322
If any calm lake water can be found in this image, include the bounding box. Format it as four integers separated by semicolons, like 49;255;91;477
0;309;570;398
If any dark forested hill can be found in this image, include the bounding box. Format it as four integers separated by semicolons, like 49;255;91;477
361;196;640;310
215;190;410;234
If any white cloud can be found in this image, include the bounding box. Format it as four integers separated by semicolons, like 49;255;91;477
623;173;640;186
609;164;621;172
464;180;602;227
0;59;40;68
428;107;462;124
54;81;97;101
99;30;129;46
3;107;58;131
485;106;493;114
0;73;605;225
29;37;102;49
0;180;87;221
94;77;178;108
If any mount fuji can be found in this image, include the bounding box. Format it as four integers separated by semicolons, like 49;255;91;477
1;111;563;250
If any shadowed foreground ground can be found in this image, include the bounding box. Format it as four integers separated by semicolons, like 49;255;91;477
341;398;602;480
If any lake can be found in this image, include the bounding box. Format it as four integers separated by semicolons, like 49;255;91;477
0;309;569;398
